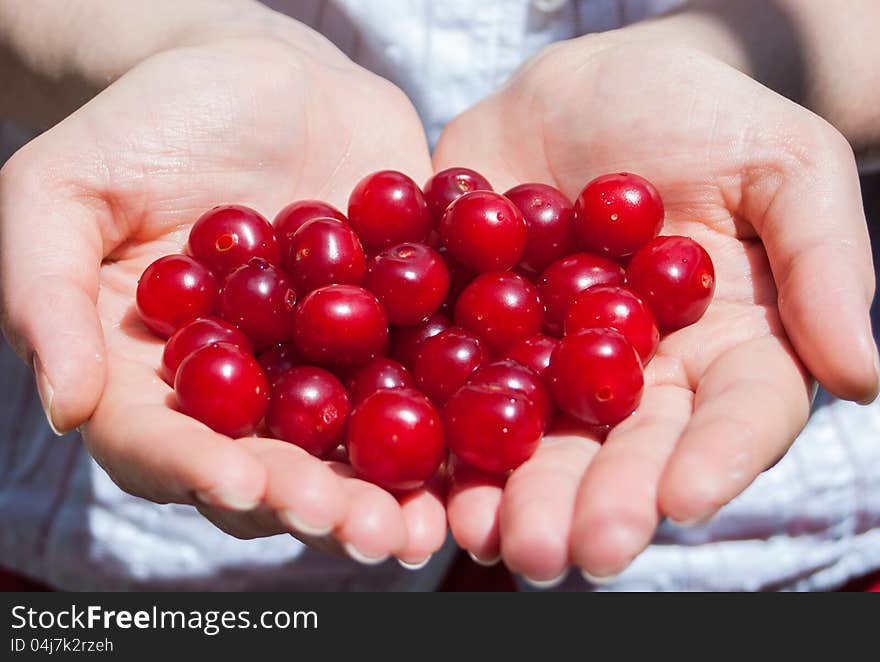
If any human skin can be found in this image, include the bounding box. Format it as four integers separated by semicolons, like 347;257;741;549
434;2;880;583
0;0;444;567
1;0;879;582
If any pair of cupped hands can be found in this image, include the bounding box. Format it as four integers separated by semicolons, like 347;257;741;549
1;17;876;585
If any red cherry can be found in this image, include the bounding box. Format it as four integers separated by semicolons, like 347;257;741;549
347;170;432;251
347;357;414;406
469;360;554;429
365;243;450;325
265;366;350;458
548;329;644;427
389;313;452;369
174;342;269;437
502;334;559;378
257;343;300;384
423;167;493;224
414;328;488;405
565;285;659;364
445;384;543;474
161;317;252;385
188;205;280;277
454;272;544;354
436;248;477;316
573;173;664;258
293;284;389;367
346;388;445;491
136;254;218;338
537;253;625;336
439;191;527;273
274;199;346;238
218;258;297;350
284;218;366;293
625;235;716;332
504;183;575;274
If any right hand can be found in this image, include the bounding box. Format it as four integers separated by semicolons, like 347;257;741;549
0;18;443;567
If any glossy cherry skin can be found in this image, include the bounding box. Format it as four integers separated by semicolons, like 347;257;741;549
218;258;297;350
436;247;476;316
565;285;659;364
274;199;346;238
160;317;252;385
548;328;644;427
257;342;300;384
423;167;493;224
573;173;664;259
389;313;452;369
537;253;625;336
454;271;544;354
293;284;389;367
469;360;554;429
625;235;716;332
365;243;450;325
502;334;559;378
284;218;367;293
445;384;543;475
347;170;432;251
504;183;575;274
265;366;351;458
346;388;446;491
413;328;488;405
346;357;415;406
136;254;218;338
188;205;280;277
439;191;527;273
174;342;269;437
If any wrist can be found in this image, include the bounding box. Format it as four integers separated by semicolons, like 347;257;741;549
586;2;802;103
0;0;333;129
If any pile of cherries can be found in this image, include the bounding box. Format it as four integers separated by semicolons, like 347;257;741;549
136;168;714;491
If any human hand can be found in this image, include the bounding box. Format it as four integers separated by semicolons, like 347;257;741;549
434;40;878;583
0;17;443;566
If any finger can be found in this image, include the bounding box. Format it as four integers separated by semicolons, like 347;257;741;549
238;437;348;537
747;125;878;402
83;350;267;511
196;503;348;556
570;385;692;579
446;460;506;564
331;463;409;565
0;145;107;433
499;435;599;584
397;476;448;567
195;504;288;539
659;335;812;525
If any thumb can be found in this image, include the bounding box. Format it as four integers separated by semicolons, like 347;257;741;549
749;125;879;404
0;144;107;433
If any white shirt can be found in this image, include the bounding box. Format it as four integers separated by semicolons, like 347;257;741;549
1;0;879;591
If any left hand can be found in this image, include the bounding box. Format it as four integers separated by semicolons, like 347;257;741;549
433;38;878;583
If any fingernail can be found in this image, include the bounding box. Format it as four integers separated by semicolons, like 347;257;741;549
468;551;501;567
580;568;619;585
668;514;712;527
808;380;819;405
344;542;388;566
859;345;880;405
278;510;334;537
33;354;63;436
195;489;259;512
522;569;568;589
398;555;432;571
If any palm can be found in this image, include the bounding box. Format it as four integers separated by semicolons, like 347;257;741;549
23;37;442;564
434;43;873;581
